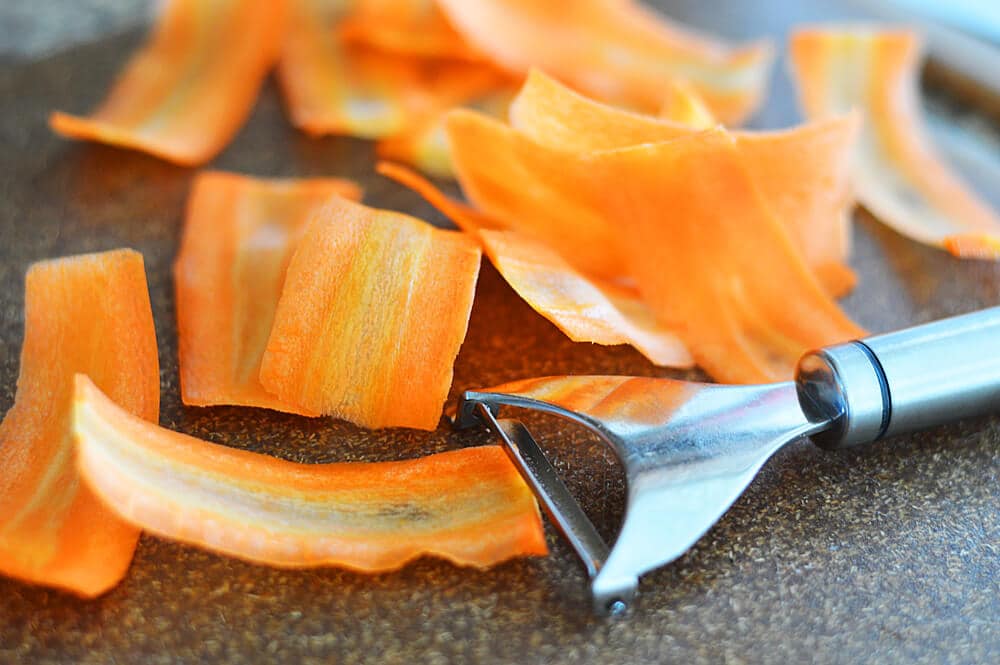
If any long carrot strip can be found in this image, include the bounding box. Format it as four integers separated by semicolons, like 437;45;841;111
0;250;159;596
49;0;284;165
506;71;860;296
73;376;547;572
435;0;773;124
338;0;483;61
174;172;362;414
259;197;481;430
789;28;1000;258
376;162;693;367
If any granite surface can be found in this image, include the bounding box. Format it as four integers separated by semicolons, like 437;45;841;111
0;2;998;664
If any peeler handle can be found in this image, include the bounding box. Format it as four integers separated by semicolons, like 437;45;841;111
795;307;1000;449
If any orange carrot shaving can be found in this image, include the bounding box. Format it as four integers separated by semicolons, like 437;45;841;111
339;0;483;61
73;376;547;572
174;172;362;414
435;0;773;123
259;197;481;429
506;71;860;296
577;128;866;382
507;69;690;150
49;0;284;165
0;250;159;597
789;28;1000;258
478;230;694;368
377;162;693;367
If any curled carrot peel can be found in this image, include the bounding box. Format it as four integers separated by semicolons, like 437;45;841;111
0;250;159;597
478;230;694;368
259;197;482;430
506;71;860;296
174;172;362;415
789;28;1000;259
338;0;483;61
49;0;284;165
376;162;693;367
431;94;865;381
73;376;548;572
577;129;866;383
435;0;774;124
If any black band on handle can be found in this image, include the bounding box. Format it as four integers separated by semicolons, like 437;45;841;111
853;341;892;441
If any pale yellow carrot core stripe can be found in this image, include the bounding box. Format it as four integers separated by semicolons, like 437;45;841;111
259;197;482;429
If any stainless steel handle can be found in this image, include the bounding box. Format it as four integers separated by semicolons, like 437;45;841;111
795;307;1000;449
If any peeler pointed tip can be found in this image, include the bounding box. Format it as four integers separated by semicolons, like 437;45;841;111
605;599;629;617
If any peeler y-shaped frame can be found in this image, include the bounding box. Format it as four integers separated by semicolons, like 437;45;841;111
455;307;1000;616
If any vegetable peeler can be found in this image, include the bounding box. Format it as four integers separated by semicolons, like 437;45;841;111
454;307;1000;616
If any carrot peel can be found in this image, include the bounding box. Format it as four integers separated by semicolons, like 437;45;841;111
49;0;284;165
258;197;482;429
73;375;547;572
789;28;1000;257
577;128;867;382
0;249;159;596
478;230;695;368
505;70;860;296
174;171;362;415
430;79;866;382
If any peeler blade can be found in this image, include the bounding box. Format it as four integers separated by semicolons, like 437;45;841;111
473;404;634;615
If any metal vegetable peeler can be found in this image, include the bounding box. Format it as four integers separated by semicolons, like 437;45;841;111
454;307;1000;616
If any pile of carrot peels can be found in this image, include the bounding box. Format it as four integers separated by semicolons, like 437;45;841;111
381;71;867;382
50;0;773;176
1;1;995;598
2;248;543;597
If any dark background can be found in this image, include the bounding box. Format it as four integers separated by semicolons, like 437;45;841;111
1;1;998;663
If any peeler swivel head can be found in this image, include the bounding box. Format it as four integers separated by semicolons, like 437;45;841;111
456;375;824;616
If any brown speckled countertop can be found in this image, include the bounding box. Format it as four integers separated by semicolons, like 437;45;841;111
1;2;998;663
